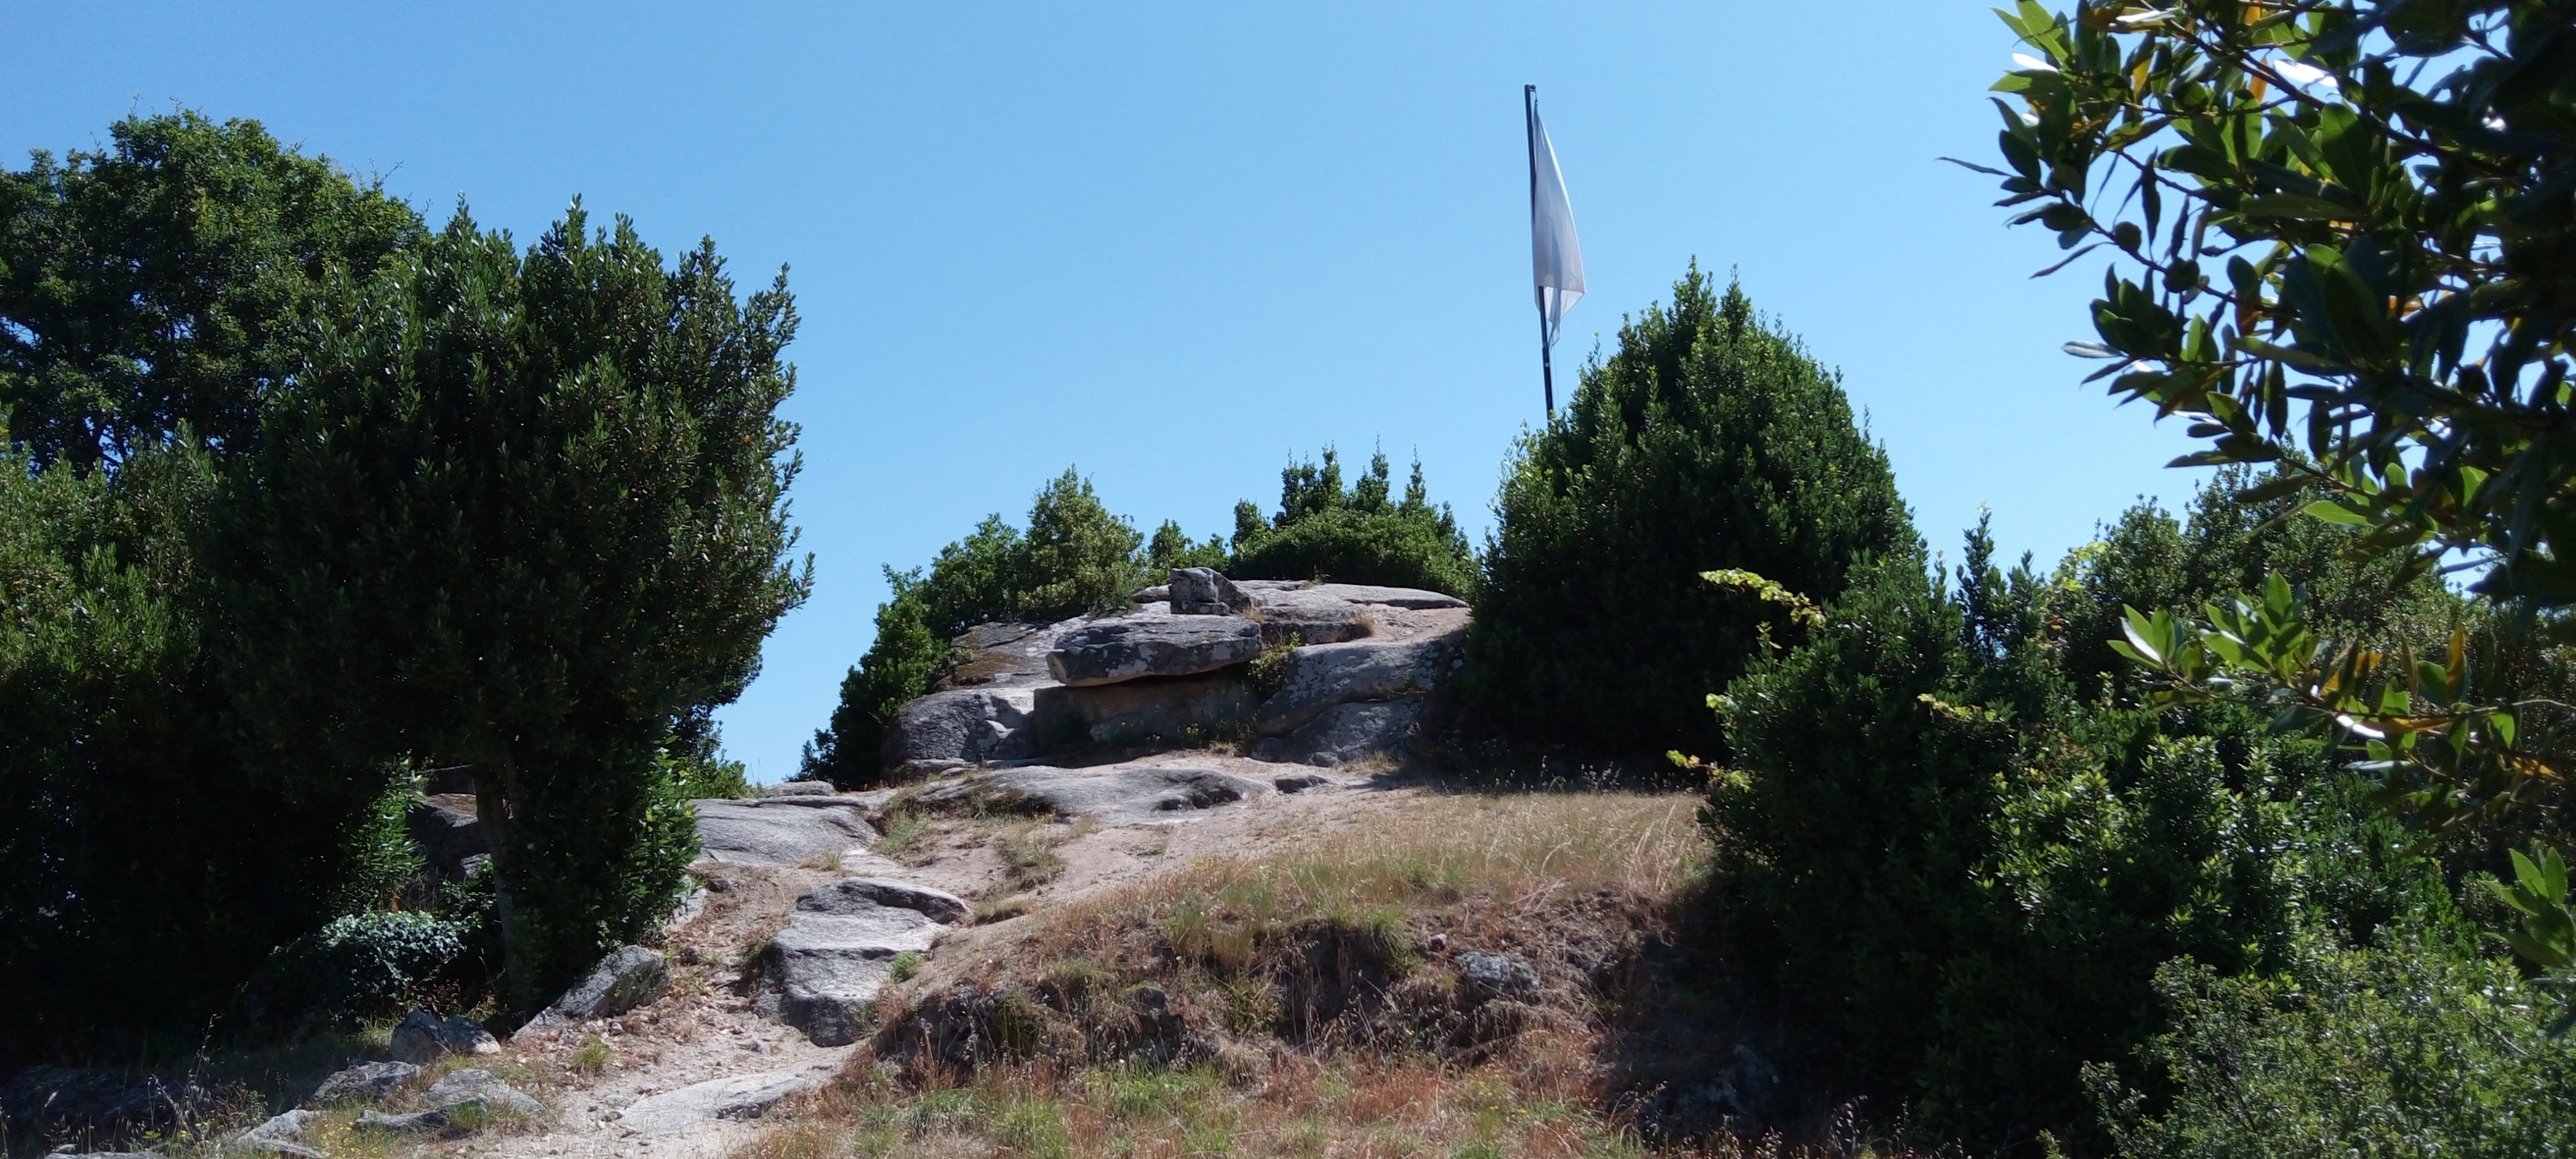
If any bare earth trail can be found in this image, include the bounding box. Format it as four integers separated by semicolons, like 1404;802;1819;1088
468;755;1413;1159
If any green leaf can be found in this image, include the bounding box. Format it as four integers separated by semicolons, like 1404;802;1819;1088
2300;500;2372;526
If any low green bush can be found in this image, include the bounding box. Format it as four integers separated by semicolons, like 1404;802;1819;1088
262;911;469;1025
1226;448;1476;597
2097;941;2576;1158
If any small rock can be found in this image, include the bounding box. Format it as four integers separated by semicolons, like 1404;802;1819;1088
1456;952;1541;1003
916;762;1270;826
616;1073;820;1135
551;945;670;1020
307;1060;420;1104
767;902;941;1046
693;797;881;866
1168;567;1253;615
423;1069;542;1116
389;1010;499;1064
356;1107;458;1134
1273;773;1331;793
799;877;971;924
233;1108;322;1156
1047;617;1265;686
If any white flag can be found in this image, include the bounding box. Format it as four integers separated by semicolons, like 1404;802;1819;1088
1527;96;1585;349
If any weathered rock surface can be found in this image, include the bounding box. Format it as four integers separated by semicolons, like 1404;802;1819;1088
1245;594;1375;645
1456;952;1541;1003
1293;583;1468;610
764;899;941;1046
1169;566;1253;615
1033;674;1258;745
762;779;838;796
941;619;1078;690
692;797;879;866
406;793;485;882
233;1108;322;1156
800;876;971;925
617;1072;821;1135
1258;696;1427;766
423;1069;543;1116
878;686;1042;777
514;945;669;1039
1049;617;1264;687
389;1010;499;1064
1254;628;1467;736
0;1067;202;1134
307;1060;420;1104
919;762;1270;826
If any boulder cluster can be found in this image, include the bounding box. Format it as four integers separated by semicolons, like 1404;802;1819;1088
882;568;1468;778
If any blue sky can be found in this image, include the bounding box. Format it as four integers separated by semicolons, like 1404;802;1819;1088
5;3;2208;782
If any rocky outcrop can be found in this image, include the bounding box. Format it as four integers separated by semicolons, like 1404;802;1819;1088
406;793;485;882
917;761;1271;826
875;570;1469;772
390;1010;500;1064
692;797;878;866
1033;673;1258;745
762;883;956;1046
0;1067;203;1136
877;686;1042;778
308;1060;419;1104
513;945;667;1039
1047;617;1265;686
354;1069;540;1135
1252;627;1467;737
616;1072;820;1135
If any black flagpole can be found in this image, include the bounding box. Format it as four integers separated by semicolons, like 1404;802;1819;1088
1527;84;1553;415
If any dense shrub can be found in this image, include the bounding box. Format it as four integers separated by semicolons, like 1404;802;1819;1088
1467;267;1912;758
259;911;469;1026
2097;942;2576;1158
804;469;1146;787
1705;521;2457;1149
1226;448;1476;597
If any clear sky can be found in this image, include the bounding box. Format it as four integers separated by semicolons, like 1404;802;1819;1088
5;2;2210;783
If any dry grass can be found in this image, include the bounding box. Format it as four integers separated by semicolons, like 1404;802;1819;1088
720;792;1923;1159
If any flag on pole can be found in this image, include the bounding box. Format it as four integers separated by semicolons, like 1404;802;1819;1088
1527;90;1585;351
1526;86;1583;413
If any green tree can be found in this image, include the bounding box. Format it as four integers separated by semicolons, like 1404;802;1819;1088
0;111;422;470
1970;0;2576;851
1467;266;1914;756
1227;447;1477;597
214;203;809;1006
803;468;1143;788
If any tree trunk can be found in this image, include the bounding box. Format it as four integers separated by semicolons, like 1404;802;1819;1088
469;750;531;1012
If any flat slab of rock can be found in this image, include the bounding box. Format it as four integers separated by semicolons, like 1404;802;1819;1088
515;945;669;1039
424;1069;541;1116
1048;617;1264;687
308;1060;419;1104
919;762;1271;826
1290;583;1467;610
800;877;971;924
880;686;1042;777
1261;696;1428;766
693;797;879;866
767;901;941;1045
1254;627;1467;736
1033;674;1257;745
618;1072;821;1135
390;1010;499;1063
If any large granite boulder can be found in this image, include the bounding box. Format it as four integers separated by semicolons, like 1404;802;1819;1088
878;686;1042;778
1253;626;1467;736
1169;566;1253;615
763;898;944;1046
1033;673;1258;745
406;793;484;882
0;1067;203;1135
917;761;1270;826
512;945;668;1039
1256;696;1428;766
618;1072;820;1135
693;797;879;866
1048;617;1264;686
800;876;972;924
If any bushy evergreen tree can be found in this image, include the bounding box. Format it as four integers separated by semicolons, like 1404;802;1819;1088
1227;447;1476;597
1468;266;1912;757
214;203;808;1006
803;469;1143;788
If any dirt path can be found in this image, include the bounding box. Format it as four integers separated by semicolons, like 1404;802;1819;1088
469;755;1415;1159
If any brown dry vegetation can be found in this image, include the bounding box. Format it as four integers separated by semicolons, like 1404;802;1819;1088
729;791;1926;1159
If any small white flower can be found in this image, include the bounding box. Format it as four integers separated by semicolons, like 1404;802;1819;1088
2013;53;2058;73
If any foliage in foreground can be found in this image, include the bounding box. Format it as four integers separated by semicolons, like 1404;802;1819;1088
1468;266;1913;759
1705;498;2461;1150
